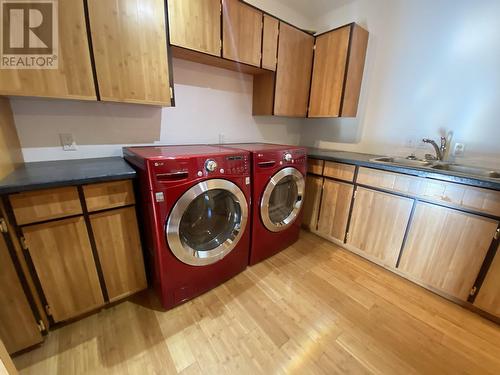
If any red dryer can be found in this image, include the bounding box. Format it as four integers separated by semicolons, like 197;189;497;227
124;145;251;309
223;143;307;265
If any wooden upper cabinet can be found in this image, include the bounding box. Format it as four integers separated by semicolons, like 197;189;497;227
87;0;172;105
0;0;96;100
0;231;43;354
317;179;353;242
23;217;104;322
309;23;368;118
474;248;500;317
222;0;263;67
274;23;315;117
168;0;222;56
398;203;498;301
262;15;279;71
347;187;413;268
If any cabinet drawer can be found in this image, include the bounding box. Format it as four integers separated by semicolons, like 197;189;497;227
83;180;135;212
307;159;324;175
10;187;82;225
357;167;500;216
324;161;356;182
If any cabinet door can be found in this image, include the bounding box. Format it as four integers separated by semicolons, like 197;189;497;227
222;0;262;67
309;25;350;117
317;180;353;242
474;248;500;317
274;23;315;117
347;188;413;268
88;0;172;105
309;24;368;118
168;0;221;57
262;15;279;71
399;203;498;301
0;231;42;354
303;176;323;231
23;217;104;322
0;0;96;100
90;207;147;302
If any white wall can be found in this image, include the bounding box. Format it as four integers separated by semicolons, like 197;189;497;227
300;0;500;168
12;59;302;162
11;0;307;162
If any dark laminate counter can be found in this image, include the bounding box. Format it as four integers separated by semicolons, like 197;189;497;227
307;148;500;191
0;157;136;195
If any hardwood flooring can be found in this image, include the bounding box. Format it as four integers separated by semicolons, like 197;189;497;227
13;231;500;374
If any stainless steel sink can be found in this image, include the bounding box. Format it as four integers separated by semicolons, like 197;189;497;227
369;156;500;180
430;164;500;179
369;157;432;168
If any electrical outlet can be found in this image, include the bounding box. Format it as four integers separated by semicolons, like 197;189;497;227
60;133;78;151
453;143;465;156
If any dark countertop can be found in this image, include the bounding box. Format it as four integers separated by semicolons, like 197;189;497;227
0;157;137;195
307;148;500;191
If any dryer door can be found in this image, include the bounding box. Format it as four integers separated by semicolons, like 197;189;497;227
166;179;248;266
261;167;305;232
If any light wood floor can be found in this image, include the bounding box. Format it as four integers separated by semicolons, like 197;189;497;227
13;231;500;374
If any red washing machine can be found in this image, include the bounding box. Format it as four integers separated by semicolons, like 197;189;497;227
124;145;251;309
223;143;307;265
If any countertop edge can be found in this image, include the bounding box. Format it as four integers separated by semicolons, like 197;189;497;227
307;151;500;191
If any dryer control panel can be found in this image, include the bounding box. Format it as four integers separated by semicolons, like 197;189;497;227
256;149;307;170
149;153;250;185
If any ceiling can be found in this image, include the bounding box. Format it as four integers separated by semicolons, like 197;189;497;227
273;0;356;21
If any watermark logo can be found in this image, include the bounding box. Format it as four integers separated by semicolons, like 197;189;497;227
1;0;58;69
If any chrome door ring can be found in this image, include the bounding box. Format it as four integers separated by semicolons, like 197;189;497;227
166;179;248;266
260;167;305;232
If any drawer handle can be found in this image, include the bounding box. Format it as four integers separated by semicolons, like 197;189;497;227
258;161;276;168
156;171;189;181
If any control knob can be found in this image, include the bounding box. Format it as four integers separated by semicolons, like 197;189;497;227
205;159;218;172
284;153;293;162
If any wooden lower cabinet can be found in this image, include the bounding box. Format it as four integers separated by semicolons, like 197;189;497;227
398;202;498;301
23;217;104;322
0;232;42;354
317;180;353;242
347;187;413;268
474;249;500;316
90;207;147;302
302;176;323;231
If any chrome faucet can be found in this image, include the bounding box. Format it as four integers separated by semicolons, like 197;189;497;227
422;137;447;161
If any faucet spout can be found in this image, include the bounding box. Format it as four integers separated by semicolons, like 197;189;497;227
422;137;447;161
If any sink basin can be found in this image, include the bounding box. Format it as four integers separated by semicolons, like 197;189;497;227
431;164;500;179
369;157;432;168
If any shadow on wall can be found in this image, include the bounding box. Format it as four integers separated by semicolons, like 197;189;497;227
10;97;162;147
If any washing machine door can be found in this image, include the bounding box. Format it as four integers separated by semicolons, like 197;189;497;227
261;167;305;232
166;179;248;266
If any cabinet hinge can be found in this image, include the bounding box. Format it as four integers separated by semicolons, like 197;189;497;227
0;218;8;233
45;305;52;317
353;190;358;199
313;44;316;51
169;87;174;100
20;236;29;251
37;319;46;332
469;286;477;297
346;232;350;241
494;228;500;241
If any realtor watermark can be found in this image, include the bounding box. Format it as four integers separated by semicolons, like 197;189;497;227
1;0;58;69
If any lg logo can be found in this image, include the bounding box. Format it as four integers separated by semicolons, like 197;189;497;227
1;0;58;69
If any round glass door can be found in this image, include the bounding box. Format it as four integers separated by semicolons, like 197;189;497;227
261;167;305;232
166;179;248;266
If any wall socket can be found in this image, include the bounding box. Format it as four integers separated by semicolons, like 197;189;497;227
453;143;465;156
60;133;78;151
